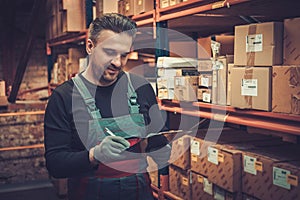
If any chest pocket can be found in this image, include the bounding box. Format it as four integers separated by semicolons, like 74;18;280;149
72;72;146;150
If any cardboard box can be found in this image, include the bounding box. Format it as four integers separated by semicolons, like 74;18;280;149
68;47;87;75
0;96;8;106
272;65;300;114
146;157;159;187
190;129;283;192
169;0;181;6
191;172;214;199
231;67;272;111
118;0;126;15
272;161;300;199
157;57;198;69
199;74;212;87
61;0;86;32
134;0;154;15
124;0;134;16
227;63;234;106
197;37;212;59
160;0;169;8
0;80;5;96
198;59;213;72
170;41;197;58
283;17;300;64
212;55;234;105
242;145;300;200
197;88;212;102
157;68;197;78
174;76;198;101
169;165;191;200
170;135;191;170
157;77;174;99
197;36;234;59
234;22;283;66
214;185;242;200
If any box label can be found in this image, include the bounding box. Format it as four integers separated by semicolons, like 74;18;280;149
241;79;258;96
203;177;213;195
244;155;257;175
197;174;204;183
208;147;219;165
203;93;211;102
246;34;263;52
273;167;291;190
201;77;210;87
191;140;200;155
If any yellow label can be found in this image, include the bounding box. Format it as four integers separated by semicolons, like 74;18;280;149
125;3;130;11
255;161;263;172
197;175;204;183
138;0;142;6
287;174;298;186
212;0;226;9
178;137;183;146
192;154;198;162
182;177;188;186
218;153;224;163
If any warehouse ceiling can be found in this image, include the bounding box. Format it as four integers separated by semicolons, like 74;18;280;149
0;0;46;39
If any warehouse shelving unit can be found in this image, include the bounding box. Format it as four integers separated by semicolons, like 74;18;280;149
44;0;300;199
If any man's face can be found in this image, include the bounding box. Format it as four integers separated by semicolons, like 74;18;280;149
87;30;133;85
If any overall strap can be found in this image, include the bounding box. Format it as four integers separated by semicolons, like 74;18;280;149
124;72;140;114
72;75;102;119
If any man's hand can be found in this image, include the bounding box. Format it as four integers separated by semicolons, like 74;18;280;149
93;136;130;163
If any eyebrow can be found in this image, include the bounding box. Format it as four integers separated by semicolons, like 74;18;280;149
103;48;131;55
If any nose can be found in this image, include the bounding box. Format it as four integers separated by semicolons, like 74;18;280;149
111;54;122;67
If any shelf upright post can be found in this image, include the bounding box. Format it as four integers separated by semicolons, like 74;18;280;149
86;0;93;28
155;20;170;200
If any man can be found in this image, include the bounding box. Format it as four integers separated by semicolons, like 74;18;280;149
44;13;170;200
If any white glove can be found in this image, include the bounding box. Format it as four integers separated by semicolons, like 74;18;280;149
93;136;130;163
149;144;171;170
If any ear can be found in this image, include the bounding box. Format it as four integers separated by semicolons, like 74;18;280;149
86;39;94;55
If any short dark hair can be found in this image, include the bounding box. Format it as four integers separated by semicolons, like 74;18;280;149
88;13;137;44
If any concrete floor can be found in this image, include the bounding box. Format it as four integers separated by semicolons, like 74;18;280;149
0;180;66;200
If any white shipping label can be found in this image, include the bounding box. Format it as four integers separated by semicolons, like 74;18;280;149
203;93;211;103
203;177;213;195
241;79;258;96
201;77;210;87
246;34;263;52
273;167;291;190
208;147;219;165
191;140;200;155
244;155;257;175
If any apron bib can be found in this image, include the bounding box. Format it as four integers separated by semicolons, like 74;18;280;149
72;72;146;150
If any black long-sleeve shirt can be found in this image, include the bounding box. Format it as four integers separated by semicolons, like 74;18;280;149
44;71;166;178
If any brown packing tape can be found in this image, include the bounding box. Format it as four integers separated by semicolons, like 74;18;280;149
218;153;224;163
247;25;257;66
287;174;298;186
243;67;254;108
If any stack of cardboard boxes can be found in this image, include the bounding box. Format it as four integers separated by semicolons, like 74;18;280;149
46;0;86;40
232;19;300;114
167;127;300;200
